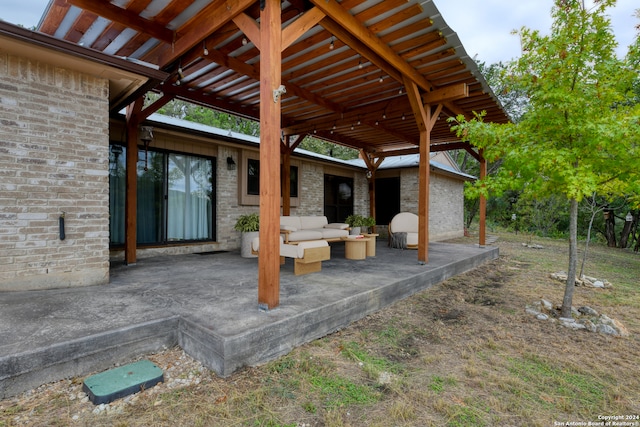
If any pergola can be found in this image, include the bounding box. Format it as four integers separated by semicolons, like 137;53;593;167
39;0;509;310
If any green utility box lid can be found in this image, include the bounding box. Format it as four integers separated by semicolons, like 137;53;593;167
83;359;164;405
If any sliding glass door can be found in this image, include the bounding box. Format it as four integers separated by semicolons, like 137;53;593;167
109;144;216;246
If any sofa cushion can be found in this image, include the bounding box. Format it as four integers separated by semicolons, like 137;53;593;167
299;216;328;229
295;240;329;258
406;232;418;247
319;228;349;240
323;223;349;230
280;216;302;231
390;212;418;234
285;230;324;242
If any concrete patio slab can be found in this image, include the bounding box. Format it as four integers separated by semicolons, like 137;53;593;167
0;240;497;398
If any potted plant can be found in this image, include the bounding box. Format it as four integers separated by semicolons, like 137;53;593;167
234;213;259;258
363;216;376;234
345;214;367;235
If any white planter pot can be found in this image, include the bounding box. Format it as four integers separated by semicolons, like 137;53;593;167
240;231;259;258
349;226;361;235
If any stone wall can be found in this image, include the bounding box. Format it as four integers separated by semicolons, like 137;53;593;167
0;53;110;291
398;168;465;241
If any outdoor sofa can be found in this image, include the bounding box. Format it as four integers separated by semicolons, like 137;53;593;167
279;216;349;244
251;236;330;275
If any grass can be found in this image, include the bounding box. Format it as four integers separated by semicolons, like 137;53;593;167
2;231;639;426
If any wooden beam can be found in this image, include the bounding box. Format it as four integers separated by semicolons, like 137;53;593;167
428;104;443;132
404;77;429;263
193;48;343;115
310;0;435;93
258;0;282;311
66;0;173;43
138;93;174;122
282;140;291;216
157;0;255;68
124;98;144;265
422;83;469;104
233;13;261;51
282;7;326;51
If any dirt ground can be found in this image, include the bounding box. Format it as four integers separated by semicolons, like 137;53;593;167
2;232;639;427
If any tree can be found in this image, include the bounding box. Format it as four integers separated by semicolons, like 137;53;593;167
298;136;359;160
452;0;640;318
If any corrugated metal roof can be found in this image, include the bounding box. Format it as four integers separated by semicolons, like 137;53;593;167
38;0;508;159
141;112;475;179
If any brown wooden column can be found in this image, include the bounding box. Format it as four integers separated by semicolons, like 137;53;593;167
360;151;382;232
282;136;291;217
417;117;430;263
404;78;430;263
124;99;143;265
258;0;282;310
479;149;487;247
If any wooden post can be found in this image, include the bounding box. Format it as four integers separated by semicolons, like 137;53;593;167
258;0;282;310
282;137;291;217
404;77;430;264
479;149;487;247
368;170;375;232
417;117;430;263
124;100;143;265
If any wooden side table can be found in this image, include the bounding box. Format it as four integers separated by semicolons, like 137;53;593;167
341;236;369;260
362;233;379;257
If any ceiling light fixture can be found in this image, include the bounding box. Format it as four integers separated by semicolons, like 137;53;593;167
203;41;209;56
242;36;248;46
329;36;334;50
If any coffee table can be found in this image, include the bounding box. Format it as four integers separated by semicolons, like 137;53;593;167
362;233;379;256
340;236;370;260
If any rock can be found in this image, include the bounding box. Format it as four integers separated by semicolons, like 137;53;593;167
377;371;394;386
596;324;618;335
578;306;599;317
577;319;596;332
540;299;553;312
526;306;542;316
536;313;549;321
592;280;605;288
561;319;586;330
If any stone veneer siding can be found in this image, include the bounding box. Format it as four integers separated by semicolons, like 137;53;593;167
399;168;465;241
0;53;110;291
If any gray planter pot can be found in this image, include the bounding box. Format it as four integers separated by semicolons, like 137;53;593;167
240;231;259;258
349;226;361;235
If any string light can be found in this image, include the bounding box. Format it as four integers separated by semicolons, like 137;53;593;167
203;41;209;56
358;59;363;69
329;36;334;50
242;37;248;46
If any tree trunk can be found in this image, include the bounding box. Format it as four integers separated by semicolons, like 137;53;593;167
561;198;578;318
618;212;635;248
604;208;616;247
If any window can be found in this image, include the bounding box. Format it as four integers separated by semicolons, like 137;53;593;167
109;144;216;245
324;174;353;223
247;158;259;195
245;157;298;198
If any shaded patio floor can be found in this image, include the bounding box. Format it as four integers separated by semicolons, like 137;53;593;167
0;239;498;398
